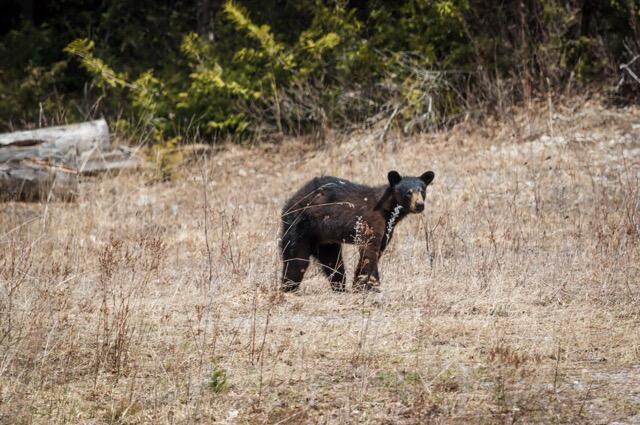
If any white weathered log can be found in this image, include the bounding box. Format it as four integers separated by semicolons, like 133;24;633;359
0;119;146;201
78;146;144;175
0;119;110;163
0;161;78;201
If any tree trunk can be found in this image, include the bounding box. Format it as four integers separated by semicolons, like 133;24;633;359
21;0;34;24
580;0;595;37
197;0;210;36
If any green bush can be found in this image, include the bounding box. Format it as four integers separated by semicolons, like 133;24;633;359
2;0;638;138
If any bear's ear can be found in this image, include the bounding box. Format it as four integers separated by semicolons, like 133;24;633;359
388;170;402;187
420;171;435;185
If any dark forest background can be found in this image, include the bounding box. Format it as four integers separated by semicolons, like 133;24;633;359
1;0;639;142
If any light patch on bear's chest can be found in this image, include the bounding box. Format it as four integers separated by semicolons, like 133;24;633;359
385;205;403;244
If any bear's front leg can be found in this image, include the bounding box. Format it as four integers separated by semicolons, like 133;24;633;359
353;244;381;292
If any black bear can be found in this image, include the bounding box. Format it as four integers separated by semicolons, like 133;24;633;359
280;170;435;292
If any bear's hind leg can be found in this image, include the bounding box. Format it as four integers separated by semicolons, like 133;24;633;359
316;243;346;292
281;241;311;292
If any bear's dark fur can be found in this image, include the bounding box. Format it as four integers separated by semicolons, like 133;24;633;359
280;170;435;292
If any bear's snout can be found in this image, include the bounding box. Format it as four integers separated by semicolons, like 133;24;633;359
409;190;425;213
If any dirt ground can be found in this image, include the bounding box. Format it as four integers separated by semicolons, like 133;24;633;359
1;98;639;424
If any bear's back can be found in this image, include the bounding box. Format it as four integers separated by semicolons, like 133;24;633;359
295;176;379;204
281;175;390;245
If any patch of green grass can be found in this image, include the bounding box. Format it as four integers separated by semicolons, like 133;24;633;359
208;366;228;394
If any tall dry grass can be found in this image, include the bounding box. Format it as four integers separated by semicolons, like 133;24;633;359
1;97;639;424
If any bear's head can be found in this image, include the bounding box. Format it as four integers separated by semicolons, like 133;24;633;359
384;170;435;213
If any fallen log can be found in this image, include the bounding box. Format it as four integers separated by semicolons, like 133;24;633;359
0;119;110;163
0;160;78;202
77;146;144;175
0;119;143;201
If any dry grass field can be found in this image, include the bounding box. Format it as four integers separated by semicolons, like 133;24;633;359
1;98;639;424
